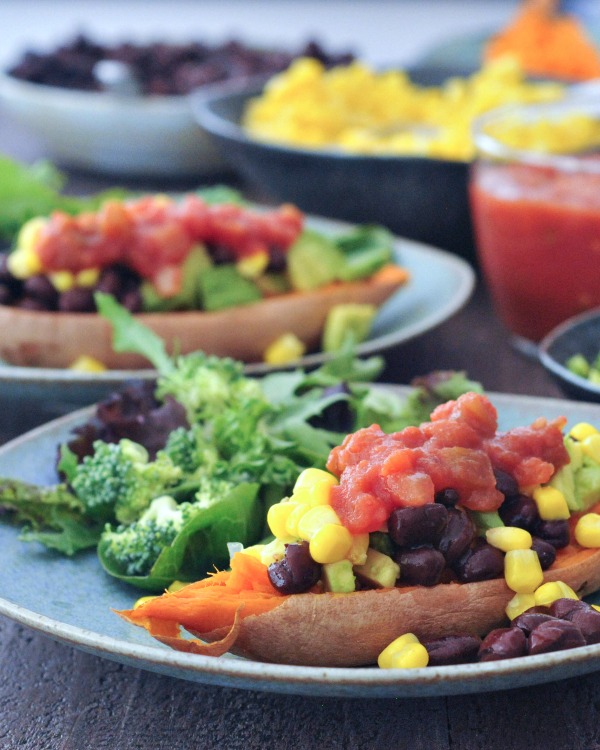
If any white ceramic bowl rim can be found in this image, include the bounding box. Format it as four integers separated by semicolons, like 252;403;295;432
0;70;191;113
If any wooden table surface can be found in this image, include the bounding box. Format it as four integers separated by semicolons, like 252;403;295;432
2;113;600;750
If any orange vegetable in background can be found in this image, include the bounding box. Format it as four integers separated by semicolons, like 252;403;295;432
485;4;600;81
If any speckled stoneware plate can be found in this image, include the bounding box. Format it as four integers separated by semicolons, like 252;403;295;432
1;390;600;698
0;215;475;430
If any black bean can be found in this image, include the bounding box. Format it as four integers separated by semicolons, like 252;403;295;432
479;627;527;661
396;547;446;587
567;608;600;645
494;468;519;498
527;619;586;655
437;507;476;566
0;284;15;305
549;598;590;619
388;504;448;547
530;536;557;570
453;540;505;583
533;519;570;549
18;297;50;311
0;254;12;282
422;635;481;666
58;287;96;312
120;289;143;313
511;612;557;636
23;275;59;307
499;493;539;531
95;267;124;297
435;488;460;507
267;541;321;595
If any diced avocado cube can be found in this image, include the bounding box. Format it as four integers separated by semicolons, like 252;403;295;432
368;531;395;558
140;244;212;311
566;354;590;379
322;559;356;593
565;436;583;472
286;230;345;291
322;303;377;353
353;547;400;589
198;265;263;311
574;462;600;511
470;511;504;536
549;462;579;512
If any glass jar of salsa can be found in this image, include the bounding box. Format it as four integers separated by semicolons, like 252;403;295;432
470;96;600;349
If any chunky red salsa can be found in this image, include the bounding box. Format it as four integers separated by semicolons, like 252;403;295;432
34;195;304;284
326;392;569;534
470;160;600;342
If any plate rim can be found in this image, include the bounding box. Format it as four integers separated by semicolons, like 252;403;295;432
2;389;600;697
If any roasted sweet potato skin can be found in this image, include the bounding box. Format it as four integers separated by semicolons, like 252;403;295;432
121;545;600;668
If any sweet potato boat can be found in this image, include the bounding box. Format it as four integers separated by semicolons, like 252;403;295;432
0;264;408;369
120;542;600;668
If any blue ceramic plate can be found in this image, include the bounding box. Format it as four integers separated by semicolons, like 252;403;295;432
0;215;475;432
1;389;600;698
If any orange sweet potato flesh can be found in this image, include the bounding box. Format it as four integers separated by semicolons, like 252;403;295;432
0;264;409;369
119;540;600;668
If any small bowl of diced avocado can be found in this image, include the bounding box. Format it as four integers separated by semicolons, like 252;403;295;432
539;307;600;401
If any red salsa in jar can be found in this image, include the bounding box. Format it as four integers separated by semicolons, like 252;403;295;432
470;159;600;342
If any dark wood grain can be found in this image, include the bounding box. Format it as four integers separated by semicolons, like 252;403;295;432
1;110;598;750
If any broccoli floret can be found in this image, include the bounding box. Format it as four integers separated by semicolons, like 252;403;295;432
156;352;266;423
193;475;237;508
71;439;182;525
163;425;219;476
100;495;194;577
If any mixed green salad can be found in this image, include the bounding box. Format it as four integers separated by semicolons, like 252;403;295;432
0;294;480;591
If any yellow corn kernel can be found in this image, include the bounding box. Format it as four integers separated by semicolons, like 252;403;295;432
285;502;311;537
346;532;370;565
506;592;537;620
504;548;544;593
267;501;297;539
263;333;306;365
68;355;107;373
593;605;600;613
236;251;269;279
133;595;157;609
534;580;579;607
259;537;291;567
292;468;338;506
7;246;43;279
390;643;430;670
569;422;600;441
76;267;101;287
575;513;600;548
378;633;420;669
486;526;532;552
309;523;353;564
49;270;76;292
297;504;342;541
167;580;188;593
581;435;600;464
532;486;570;521
240;544;265;561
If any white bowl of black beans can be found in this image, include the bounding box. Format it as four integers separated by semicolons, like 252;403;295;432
0;34;354;178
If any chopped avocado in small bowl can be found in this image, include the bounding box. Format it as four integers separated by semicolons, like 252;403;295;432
539;307;600;402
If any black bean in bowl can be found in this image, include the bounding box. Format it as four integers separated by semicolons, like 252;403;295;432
7;33;354;96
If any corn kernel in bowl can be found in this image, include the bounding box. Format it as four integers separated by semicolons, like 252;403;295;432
243;57;566;161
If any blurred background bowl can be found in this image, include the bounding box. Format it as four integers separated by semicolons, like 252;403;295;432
0;72;225;178
539;307;600;402
191;77;475;263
